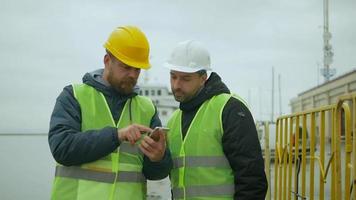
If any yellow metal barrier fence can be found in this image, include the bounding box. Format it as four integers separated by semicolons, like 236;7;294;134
264;122;271;200
269;93;356;200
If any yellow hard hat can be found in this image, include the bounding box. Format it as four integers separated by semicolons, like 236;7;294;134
104;26;151;69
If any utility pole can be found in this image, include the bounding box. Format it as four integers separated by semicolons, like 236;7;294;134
321;0;335;82
317;62;320;85
248;89;251;107
271;67;274;123
259;87;262;121
278;74;282;116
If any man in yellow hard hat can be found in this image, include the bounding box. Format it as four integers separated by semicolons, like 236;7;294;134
165;40;267;200
48;26;172;200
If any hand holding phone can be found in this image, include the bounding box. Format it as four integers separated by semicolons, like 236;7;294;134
139;127;169;162
148;127;170;141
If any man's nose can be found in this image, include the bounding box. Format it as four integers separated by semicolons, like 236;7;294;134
172;79;181;90
128;68;140;78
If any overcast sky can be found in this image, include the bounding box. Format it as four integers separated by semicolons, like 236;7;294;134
1;0;355;133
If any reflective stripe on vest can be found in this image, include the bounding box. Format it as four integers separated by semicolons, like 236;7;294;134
172;184;235;199
172;156;230;168
55;166;145;183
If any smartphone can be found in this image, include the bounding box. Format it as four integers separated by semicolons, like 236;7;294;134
148;127;170;141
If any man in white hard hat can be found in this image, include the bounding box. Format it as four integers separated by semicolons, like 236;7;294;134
164;40;267;200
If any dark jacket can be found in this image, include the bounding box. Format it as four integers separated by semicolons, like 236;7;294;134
179;72;267;200
48;69;172;180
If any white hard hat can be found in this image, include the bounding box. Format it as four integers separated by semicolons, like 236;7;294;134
164;40;212;73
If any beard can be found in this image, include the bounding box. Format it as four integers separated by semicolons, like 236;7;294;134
172;89;189;102
107;73;137;94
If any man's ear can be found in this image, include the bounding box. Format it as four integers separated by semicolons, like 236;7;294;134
200;73;208;86
104;54;110;67
203;73;208;81
202;73;208;81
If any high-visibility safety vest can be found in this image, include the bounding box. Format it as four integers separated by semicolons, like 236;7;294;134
168;93;244;200
51;83;155;200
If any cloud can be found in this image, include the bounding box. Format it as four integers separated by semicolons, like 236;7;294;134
1;0;355;132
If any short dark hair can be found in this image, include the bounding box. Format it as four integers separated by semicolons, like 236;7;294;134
106;50;114;58
106;50;119;63
196;70;207;76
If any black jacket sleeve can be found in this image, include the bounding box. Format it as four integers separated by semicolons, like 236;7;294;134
222;98;268;200
142;150;172;180
48;85;172;179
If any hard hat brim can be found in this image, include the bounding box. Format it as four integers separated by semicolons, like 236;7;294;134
163;62;211;73
104;44;151;70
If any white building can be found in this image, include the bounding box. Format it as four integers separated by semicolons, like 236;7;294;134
138;84;179;126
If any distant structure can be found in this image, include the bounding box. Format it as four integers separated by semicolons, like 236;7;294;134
290;69;356;140
290;69;356;111
321;0;335;82
138;84;178;126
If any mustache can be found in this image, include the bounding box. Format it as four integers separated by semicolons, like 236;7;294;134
172;89;183;94
122;77;137;85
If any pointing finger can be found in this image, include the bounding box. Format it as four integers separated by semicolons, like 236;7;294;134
133;124;153;133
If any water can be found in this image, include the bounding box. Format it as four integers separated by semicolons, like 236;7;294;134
0;134;171;200
2;135;345;200
0;134;53;200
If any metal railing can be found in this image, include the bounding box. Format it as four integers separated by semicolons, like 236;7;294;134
264;122;272;200
263;92;356;200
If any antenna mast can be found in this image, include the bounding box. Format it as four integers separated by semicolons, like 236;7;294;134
321;0;335;82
